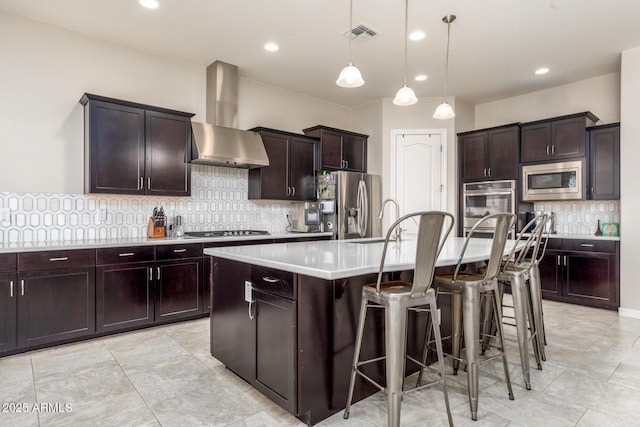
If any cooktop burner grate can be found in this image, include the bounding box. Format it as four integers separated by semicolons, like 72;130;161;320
184;230;270;238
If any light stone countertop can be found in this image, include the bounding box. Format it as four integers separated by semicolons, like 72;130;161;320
205;236;521;280
0;232;334;254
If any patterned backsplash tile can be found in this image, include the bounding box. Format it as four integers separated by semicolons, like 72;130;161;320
533;200;621;235
0;165;291;244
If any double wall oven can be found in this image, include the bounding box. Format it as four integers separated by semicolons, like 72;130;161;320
463;180;518;238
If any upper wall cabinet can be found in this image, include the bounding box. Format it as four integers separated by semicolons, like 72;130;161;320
520;112;599;163
80;93;194;196
588;123;620;200
248;128;318;201
303;125;367;172
458;124;520;182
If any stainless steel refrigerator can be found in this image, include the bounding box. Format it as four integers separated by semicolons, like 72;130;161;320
317;171;382;239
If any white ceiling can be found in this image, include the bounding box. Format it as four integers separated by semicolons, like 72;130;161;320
2;0;639;107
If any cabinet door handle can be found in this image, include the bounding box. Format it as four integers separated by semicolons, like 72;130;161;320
262;276;279;283
557;255;561;266
551;145;555;155
21;280;25;296
546;146;550;156
580;243;594;248
345;160;348;169
139;177;143;190
173;249;187;253
49;257;68;262
563;255;567;266
488;168;492;176
119;252;135;257
147;177;151;190
248;300;255;320
149;267;153;280
591;186;594;197
9;281;13;298
291;186;296;197
286;186;291;196
157;267;161;281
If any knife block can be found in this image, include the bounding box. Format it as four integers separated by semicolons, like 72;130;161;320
147;217;165;239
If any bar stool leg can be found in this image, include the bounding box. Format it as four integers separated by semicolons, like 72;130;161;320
462;286;481;421
344;296;370;419
385;299;407;427
492;286;515;400
524;279;543;370
451;292;463;375
510;275;532;390
529;264;546;360
428;296;454;427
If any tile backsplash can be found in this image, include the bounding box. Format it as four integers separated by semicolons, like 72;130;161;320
0;165;291;244
533;200;621;235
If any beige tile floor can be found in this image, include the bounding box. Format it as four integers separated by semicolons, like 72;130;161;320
1;299;640;427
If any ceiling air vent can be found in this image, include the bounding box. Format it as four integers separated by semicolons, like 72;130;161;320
342;23;379;42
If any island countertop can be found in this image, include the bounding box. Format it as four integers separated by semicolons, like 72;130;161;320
204;236;520;280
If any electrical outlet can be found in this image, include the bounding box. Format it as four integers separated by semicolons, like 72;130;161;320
94;208;107;224
0;208;10;226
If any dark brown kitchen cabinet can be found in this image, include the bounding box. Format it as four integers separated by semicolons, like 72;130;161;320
303;125;368;172
0;253;17;353
210;258;297;414
588;123;620;200
248;128;318;201
539;238;619;310
458;124;520;181
520;112;598;163
80;93;194;196
96;246;156;333
155;243;203;323
17;250;95;349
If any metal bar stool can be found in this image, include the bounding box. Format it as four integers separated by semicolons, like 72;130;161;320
430;213;516;421
344;211;454;427
492;213;549;389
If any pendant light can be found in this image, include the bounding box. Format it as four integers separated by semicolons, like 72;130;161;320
336;0;364;88
393;0;417;105
433;14;456;119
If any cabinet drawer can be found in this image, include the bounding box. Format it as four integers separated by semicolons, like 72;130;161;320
96;246;155;265
18;249;95;270
562;239;616;253
544;238;562;250
251;266;295;300
0;253;17;273
156;243;202;260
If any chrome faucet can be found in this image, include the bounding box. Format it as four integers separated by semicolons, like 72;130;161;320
379;198;402;242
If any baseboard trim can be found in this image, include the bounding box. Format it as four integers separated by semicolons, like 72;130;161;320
619;307;640;319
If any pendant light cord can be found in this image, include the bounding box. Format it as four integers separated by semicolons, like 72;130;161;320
443;17;452;101
403;0;409;85
348;0;353;64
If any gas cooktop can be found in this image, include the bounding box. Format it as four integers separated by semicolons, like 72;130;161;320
184;230;270;238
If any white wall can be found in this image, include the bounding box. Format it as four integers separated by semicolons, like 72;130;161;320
475;73;621;128
0;11;205;194
620;48;640;316
352;100;383;176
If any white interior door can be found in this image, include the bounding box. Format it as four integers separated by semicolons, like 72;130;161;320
391;130;446;236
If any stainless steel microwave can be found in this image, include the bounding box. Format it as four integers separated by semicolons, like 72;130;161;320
522;160;583;201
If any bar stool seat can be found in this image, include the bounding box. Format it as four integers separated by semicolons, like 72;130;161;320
344;211;454;427
430;213;517;421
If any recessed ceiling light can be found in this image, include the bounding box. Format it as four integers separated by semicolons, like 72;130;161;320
415;74;428;81
409;31;425;41
139;0;159;10
264;42;279;52
535;67;550;75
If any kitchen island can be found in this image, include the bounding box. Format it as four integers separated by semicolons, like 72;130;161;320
205;237;518;425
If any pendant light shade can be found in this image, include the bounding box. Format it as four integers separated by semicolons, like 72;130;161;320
393;0;417;106
433;14;456;119
336;0;364;88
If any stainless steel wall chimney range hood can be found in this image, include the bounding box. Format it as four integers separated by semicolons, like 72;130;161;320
191;61;269;168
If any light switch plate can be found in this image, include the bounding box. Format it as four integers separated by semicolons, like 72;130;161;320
244;281;253;302
95;208;107;224
0;208;10;226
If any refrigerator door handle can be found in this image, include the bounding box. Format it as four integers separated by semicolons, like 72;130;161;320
359;180;369;237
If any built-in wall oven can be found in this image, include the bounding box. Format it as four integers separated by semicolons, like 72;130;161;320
463;180;517;238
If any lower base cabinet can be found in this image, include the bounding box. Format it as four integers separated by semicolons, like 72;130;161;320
0;272;17;353
18;266;95;348
155;257;202;323
539;238;619;309
211;258;297;414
